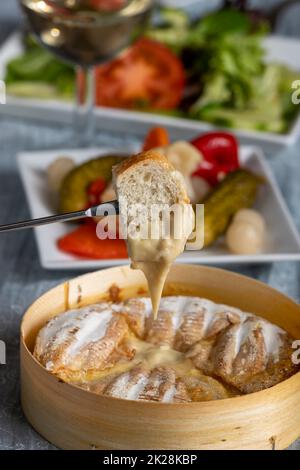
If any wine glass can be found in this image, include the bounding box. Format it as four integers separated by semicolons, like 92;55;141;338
19;0;153;145
222;0;248;10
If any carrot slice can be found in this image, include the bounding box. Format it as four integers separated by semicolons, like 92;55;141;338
142;127;170;151
57;221;128;259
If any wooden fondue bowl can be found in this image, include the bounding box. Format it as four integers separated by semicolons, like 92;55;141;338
20;264;300;450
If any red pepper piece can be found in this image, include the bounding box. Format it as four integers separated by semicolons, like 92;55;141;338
87;178;107;206
194;163;234;186
57;221;128;260
192;132;239;166
192;132;239;185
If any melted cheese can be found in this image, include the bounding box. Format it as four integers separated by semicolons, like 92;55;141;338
86;335;198;385
126;336;197;377
128;208;194;319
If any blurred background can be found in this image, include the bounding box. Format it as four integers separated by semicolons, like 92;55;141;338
2;0;300;44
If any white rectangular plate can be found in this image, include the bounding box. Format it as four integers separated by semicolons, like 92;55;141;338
17;145;300;270
1;33;300;150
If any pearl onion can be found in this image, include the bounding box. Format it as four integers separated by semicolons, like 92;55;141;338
233;209;265;235
226;221;264;254
47;157;75;194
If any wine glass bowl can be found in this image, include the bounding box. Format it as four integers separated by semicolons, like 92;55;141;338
19;0;153;144
20;0;152;66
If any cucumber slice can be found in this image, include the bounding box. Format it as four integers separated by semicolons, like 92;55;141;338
6;82;58;99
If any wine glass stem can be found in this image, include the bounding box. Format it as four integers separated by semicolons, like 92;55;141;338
74;66;95;146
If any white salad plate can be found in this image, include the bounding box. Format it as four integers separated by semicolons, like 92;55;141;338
1;33;300;150
17;145;300;270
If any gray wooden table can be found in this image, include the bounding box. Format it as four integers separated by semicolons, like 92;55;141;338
0;0;299;451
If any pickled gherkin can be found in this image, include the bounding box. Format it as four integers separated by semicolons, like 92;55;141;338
203;169;263;247
59;155;126;213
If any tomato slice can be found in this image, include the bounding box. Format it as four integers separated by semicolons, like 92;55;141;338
95;38;185;110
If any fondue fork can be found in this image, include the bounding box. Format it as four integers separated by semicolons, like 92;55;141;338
0;201;119;233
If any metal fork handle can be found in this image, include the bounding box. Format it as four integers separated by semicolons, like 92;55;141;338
0;200;119;233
